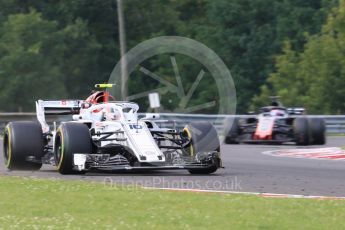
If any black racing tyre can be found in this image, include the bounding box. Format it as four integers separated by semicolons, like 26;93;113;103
224;117;240;144
293;117;310;145
183;122;221;174
309;118;326;145
55;122;92;174
3;121;44;170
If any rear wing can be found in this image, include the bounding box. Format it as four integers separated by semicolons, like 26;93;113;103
36;100;83;132
287;107;306;115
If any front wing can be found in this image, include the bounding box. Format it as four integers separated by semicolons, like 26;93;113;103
72;152;222;172
233;124;294;144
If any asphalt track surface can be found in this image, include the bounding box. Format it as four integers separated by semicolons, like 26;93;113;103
1;136;345;197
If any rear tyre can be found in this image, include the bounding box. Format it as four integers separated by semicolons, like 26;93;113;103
224;117;240;144
309;118;326;145
293;117;310;145
183;122;221;174
55;123;92;174
3;121;44;170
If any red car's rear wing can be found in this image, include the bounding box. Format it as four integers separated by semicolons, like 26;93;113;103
287;107;306;115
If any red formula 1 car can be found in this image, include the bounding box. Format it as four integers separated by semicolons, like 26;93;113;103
224;101;326;145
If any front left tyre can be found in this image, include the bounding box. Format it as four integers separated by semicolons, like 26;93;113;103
3;121;44;170
54;122;92;174
309;118;326;145
183;121;221;174
293;117;310;145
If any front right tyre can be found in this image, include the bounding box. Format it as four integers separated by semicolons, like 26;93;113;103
224;117;240;144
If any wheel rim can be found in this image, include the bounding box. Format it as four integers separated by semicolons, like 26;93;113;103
182;128;194;157
54;134;63;167
3;134;10;167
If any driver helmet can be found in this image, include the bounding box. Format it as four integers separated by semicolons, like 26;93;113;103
270;109;285;117
103;108;121;121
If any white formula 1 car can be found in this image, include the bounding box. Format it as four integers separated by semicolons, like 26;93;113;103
3;85;222;174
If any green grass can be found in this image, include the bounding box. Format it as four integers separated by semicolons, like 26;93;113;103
0;177;345;230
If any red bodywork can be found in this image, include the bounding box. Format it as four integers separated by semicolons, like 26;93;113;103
253;117;275;140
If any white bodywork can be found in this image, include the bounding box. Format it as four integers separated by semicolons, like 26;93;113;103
257;109;288;124
36;100;166;169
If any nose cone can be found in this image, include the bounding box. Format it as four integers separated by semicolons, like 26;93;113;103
254;117;274;140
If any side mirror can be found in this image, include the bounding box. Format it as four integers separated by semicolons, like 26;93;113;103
142;113;160;120
72;115;83;120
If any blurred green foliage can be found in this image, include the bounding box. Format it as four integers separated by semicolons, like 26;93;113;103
0;0;339;113
254;0;345;114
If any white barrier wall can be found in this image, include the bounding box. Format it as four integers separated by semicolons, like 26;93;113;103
1;113;345;134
